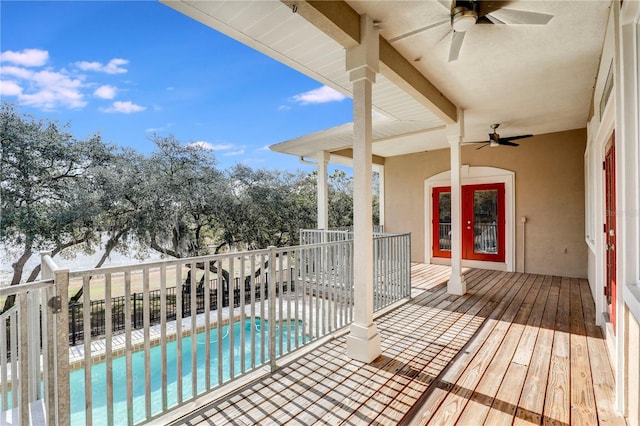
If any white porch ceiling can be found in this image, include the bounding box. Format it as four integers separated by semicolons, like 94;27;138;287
162;0;611;160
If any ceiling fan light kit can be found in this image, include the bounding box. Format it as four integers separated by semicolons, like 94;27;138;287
391;0;554;62
451;7;478;32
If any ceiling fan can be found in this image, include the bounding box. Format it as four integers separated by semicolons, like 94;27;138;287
390;1;553;62
467;124;533;150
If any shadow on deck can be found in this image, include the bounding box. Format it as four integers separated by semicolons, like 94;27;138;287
170;264;625;425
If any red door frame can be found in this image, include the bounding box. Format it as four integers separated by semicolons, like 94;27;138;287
432;183;506;262
604;134;616;332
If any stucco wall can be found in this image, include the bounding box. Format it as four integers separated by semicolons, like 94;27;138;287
384;128;587;278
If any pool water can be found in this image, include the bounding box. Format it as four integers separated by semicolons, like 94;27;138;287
70;319;305;425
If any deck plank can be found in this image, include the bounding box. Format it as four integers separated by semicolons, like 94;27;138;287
168;266;625;426
480;274;550;426
418;273;535;425
544;276;571;426
569;278;599;425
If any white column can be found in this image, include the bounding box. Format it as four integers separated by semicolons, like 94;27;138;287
345;14;381;363
317;151;330;230
447;109;467;295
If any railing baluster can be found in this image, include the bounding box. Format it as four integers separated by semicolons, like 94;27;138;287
189;262;197;398
160;264;168;411
314;245;319;340
204;261;211;390
175;264;183;404
0;307;9;412
18;293;28;425
268;246;277;372
216;259;223;385
124;271;133;425
239;256;246;374
105;273;114;426
259;254;266;364
143;268;151;418
278;250;283;357
9;308;17;410
82;274;93;426
228;257;235;380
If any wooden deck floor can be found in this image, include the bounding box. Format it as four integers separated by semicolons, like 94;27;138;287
171;264;626;425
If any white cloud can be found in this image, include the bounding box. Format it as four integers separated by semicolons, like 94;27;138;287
101;101;145;114
187;141;214;150
75;58;128;74
278;105;291;111
0;80;23;96
224;149;245;157
93;85;117;99
0;49;49;67
0;65;86;110
291;85;347;105
186;142;243;153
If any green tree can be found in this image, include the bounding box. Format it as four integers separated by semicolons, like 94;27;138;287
1;102;111;311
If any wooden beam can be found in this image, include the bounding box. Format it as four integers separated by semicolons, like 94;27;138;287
282;0;457;124
331;148;385;165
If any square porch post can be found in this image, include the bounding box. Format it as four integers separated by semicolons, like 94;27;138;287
317;150;330;231
447;109;467;295
345;14;381;362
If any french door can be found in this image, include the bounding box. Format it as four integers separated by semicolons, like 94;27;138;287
433;183;505;262
604;135;616;332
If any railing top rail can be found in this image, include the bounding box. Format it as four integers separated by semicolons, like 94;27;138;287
0;278;54;298
68;247;272;278
373;232;410;240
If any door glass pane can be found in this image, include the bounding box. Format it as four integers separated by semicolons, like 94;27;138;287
473;190;498;254
438;192;451;251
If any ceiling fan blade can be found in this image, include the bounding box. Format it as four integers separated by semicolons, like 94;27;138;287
476;143;490;150
448;30;466;62
491;9;553;25
437;0;454;11
498;140;520;147
500;134;533;142
483;13;506;25
389;19;449;43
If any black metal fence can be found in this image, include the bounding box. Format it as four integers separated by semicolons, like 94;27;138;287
68;273;295;346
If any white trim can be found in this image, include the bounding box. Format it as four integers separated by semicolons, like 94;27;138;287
424;165;516;272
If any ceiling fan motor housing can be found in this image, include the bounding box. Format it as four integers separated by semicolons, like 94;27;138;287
451;6;478;32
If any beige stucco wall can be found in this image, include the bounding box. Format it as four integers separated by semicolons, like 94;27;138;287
384;128;587;278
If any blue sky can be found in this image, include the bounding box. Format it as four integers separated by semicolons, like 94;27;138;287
0;0;354;171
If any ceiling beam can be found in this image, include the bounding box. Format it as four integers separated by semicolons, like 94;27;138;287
331;148;385;165
282;0;458;124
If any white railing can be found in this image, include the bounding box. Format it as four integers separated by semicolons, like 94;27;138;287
64;240;357;425
0;232;410;426
437;222;497;254
0;253;70;426
373;233;411;311
299;225;385;245
300;229;411;310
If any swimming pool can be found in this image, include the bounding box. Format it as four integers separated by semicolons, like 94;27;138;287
69;318;305;425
